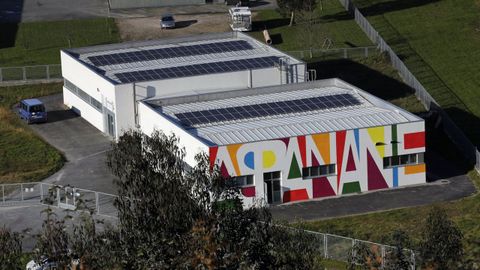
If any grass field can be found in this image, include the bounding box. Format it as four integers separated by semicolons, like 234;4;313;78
0;83;64;183
249;0;373;52
348;0;480;147
302;170;480;263
0;18;120;67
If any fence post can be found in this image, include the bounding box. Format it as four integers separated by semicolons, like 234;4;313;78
352;239;356;263
365;47;369;57
40;183;43;202
343;48;348;58
324;234;328;259
0;67;2;82
46;65;50;80
2;185;4;203
381;245;385;269
57;188;60;207
21;184;24;201
95;192;100;215
22;67;26;81
411;251;415;270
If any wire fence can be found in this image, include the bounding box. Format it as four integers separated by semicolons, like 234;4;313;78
287;46;377;61
0;182;117;217
338;0;480;173
0;64;62;83
1;181;417;268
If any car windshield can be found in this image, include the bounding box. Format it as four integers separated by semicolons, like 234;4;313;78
162;16;174;22
29;105;45;113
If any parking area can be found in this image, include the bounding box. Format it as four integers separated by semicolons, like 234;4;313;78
117;13;231;41
28;94;118;194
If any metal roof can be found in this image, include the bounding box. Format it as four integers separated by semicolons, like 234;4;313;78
146;79;422;146
64;32;302;85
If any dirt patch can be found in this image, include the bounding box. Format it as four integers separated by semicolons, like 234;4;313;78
116;14;233;41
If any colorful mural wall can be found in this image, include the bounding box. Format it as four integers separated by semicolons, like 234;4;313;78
209;122;426;206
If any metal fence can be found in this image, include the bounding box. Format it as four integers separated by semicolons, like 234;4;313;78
0;64;62;83
338;0;480;173
1;181;417;267
284;227;416;269
0;182;117;217
287;46;377;61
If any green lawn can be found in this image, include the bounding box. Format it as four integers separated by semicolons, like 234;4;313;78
249;0;373;52
0;83;64;183
0;18;120;67
348;0;480;147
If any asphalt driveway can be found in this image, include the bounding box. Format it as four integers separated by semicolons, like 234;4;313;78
271;152;476;221
29;94;118;194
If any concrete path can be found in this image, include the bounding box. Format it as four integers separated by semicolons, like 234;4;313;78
29;94;118;194
0;204;117;251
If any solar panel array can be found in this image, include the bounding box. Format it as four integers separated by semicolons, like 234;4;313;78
87;40;254;66
115;56;280;83
175;93;361;127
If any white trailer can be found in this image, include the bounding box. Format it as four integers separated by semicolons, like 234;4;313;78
229;7;252;32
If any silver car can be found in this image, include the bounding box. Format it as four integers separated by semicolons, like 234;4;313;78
160;14;175;29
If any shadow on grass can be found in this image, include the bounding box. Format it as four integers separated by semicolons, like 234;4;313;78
308;58;415;101
252;18;290;31
0;0;24;49
174;20;197;29
308;58;473;180
320;0;439;22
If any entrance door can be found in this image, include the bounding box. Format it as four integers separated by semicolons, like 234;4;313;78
107;112;115;138
264;171;281;204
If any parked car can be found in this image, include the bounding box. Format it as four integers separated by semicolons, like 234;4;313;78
17;98;47;124
160;14;175;29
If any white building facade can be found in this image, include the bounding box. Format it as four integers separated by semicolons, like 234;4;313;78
61;32;306;140
140;79;426;206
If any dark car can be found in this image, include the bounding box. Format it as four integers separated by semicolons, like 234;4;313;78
18;98;47;124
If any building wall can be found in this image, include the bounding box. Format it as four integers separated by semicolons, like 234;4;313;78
61;51;118;137
210;121;426;207
134;66;306;99
109;0;205;9
63;88;104;131
138;102;210;166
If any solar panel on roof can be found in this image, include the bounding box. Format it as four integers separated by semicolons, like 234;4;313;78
87;40;254;66
114;56;280;83
175;94;361;127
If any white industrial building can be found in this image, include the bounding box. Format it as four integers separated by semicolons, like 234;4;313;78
140;79;425;206
61;32;306;140
61;33;425;206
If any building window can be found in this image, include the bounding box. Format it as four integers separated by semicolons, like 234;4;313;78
302;164;336;179
264;171;281;181
383;153;424;169
64;79;103;112
232;175;254;187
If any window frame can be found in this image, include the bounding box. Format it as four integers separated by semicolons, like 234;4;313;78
383;153;424;169
232;174;254;187
302;164;336;180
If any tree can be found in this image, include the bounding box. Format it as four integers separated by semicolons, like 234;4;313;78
106;130;323;269
70;213;120;269
0;227;23;269
420;207;463;270
33;208;72;269
107;130;198;269
385;230;412;270
277;0;318;26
